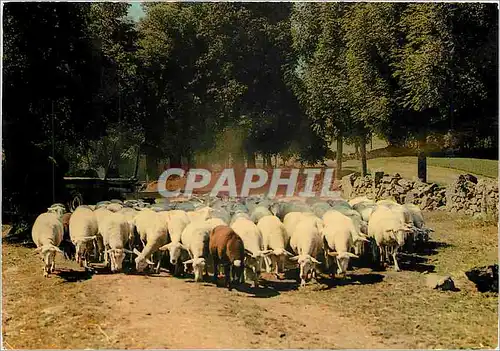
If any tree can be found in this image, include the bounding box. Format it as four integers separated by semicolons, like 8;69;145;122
291;3;352;179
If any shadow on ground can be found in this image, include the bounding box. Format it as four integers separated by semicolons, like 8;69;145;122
56;268;94;283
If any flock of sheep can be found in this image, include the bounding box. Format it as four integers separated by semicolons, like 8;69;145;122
32;195;433;290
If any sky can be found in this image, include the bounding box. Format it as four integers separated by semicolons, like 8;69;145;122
128;2;145;21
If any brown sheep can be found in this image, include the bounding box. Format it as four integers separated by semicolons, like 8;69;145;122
62;213;72;240
209;225;245;291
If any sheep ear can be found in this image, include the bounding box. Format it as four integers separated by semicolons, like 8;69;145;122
51;246;64;254
158;244;169;251
327;251;338;257
311;257;321;264
244;249;253;257
346;252;359;258
145;258;154;265
179;243;189;251
355;236;369;243
262;250;273;256
183;259;194;265
284;250;294;256
132;248;141;256
34;247;43;253
289;255;299;261
123;249;134;255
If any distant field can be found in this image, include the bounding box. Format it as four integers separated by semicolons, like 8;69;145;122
342;157;498;186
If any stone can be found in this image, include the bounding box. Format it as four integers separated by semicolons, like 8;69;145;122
465;264;498;293
426;274;457;291
463;174;478;184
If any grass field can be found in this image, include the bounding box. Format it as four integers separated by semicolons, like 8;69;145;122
341;157;498;185
2;211;498;349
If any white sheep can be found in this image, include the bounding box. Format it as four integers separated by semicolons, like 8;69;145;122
231;217;272;288
177;221;213;282
118;207;139;251
69;206;99;269
93;207;113;261
132;210;169;273
32;212;65;277
160;211;191;274
250;206;273;224
348;196;374;207
289;216;323;287
230;211;251;226
100;212;133;272
257;215;292;276
403;203;433;247
106;203;123;213
321;211;368;277
283;212;321;244
368;206;413;271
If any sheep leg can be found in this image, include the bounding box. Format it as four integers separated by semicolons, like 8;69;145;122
224;264;232;291
264;255;272;273
392;247;401;272
212;256;219;286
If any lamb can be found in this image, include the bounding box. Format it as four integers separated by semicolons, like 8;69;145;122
231;217;272;288
100;212;133;272
69;206;99;269
368;206;413;271
209;225;245;291
132;210;169;273
32;212;65;277
257;215;293;276
321;211;368;277
289;216;323;287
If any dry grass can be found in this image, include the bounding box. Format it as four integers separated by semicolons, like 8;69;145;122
342;157;497;185
297;211;499;349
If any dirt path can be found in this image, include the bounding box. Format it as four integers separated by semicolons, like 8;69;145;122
97;271;406;349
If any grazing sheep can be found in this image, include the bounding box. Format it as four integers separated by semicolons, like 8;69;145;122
403;203;433;248
93;207;113;261
107;203;123;213
289;216;323;287
368;206;413;271
321;211;368;277
132;210;169;273
348;196;374;207
100;212;133;272
250;206;273;224
209;225;245;291
284;212;321;243
118;207;139;251
175;221;216;282
69;206;99;269
270;201;313;221
231;217;272;288
32;212;64;277
160;211;191;275
353;201;377;222
257;215;292;276
230;211;251;226
311;201;333;219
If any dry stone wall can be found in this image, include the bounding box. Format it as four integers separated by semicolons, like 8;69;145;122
341;172;498;219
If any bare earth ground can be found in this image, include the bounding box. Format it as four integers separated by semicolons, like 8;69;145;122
2;211;498;349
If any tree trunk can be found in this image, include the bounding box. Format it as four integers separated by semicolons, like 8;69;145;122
370;135;373;150
133;145;141;179
360;134;367;177
336;133;343;180
247;152;256;168
169;153;182;169
266;154;272;169
354;141;360;159
417;132;427;183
